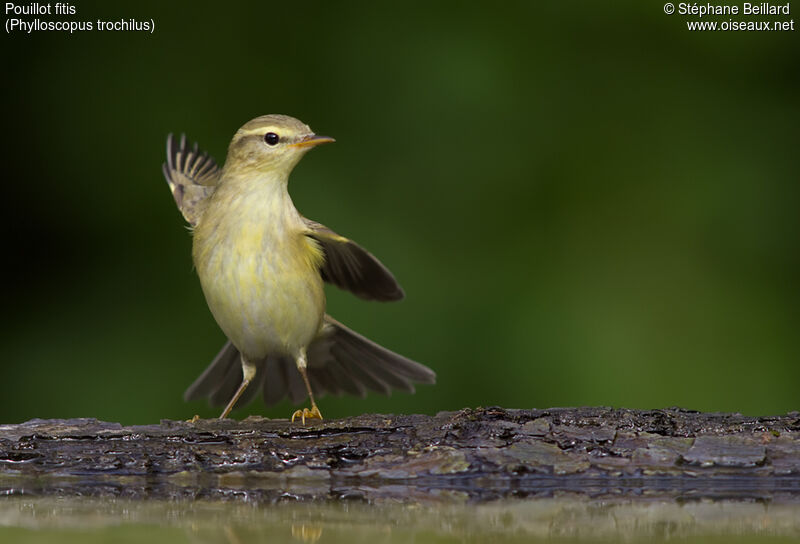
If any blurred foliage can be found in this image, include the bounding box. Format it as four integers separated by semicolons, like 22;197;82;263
1;1;797;424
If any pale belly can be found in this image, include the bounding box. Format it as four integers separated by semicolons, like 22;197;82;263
193;225;325;360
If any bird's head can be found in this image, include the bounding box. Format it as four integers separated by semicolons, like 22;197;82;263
224;114;334;176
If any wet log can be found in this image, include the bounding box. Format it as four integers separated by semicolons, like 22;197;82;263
1;407;799;503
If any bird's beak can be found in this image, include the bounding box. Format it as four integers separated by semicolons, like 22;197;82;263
290;134;336;148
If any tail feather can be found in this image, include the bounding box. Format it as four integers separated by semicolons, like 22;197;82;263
182;315;435;413
183;341;238;401
308;365;342;396
209;360;243;408
331;345;392;395
334;333;416;393
358;355;416;394
316;358;367;398
262;357;287;406
329;318;436;384
234;367;265;408
284;362;308;404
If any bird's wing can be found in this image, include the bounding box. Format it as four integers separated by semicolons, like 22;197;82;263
162;133;221;227
303;218;405;301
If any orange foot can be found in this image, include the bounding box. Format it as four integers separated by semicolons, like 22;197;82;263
291;405;323;425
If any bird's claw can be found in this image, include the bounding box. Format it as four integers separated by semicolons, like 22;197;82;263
291;406;323;425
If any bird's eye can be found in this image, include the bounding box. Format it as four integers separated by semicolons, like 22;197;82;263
264;132;280;146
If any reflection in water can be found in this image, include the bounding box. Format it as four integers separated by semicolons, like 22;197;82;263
0;496;799;543
222;526;240;544
291;524;323;543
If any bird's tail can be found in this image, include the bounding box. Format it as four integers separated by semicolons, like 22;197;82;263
183;315;435;411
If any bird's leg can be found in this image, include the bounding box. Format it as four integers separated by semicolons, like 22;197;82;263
219;355;257;419
291;349;323;425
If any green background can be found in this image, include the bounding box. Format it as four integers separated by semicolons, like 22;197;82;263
2;1;797;424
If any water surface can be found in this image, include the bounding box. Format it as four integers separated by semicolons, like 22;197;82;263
1;495;799;543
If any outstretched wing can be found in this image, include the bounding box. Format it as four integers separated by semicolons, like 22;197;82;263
162;133;221;226
303;218;405;302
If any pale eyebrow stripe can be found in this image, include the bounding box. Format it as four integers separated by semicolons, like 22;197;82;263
238;127;275;137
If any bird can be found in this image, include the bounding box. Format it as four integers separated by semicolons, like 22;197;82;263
161;114;435;423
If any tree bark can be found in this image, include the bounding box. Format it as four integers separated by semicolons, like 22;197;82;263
1;407;799;503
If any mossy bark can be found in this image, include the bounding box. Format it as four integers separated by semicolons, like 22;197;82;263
1;407;799;503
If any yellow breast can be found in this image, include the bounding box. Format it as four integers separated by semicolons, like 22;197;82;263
191;178;325;359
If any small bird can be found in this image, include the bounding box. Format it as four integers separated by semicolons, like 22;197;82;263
162;114;435;422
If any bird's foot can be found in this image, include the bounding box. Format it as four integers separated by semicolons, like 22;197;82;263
186;414;201;423
291;405;323;425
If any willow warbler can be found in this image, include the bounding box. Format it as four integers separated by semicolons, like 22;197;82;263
162;114;435;422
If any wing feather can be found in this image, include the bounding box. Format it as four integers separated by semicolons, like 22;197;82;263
304;219;405;301
162;133;221;226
